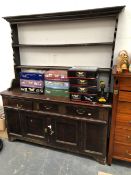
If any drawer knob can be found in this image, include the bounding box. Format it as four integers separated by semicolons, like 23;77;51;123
127;135;131;140
76;109;86;115
88;113;92;116
126;150;131;157
128;121;131;124
30;119;33;122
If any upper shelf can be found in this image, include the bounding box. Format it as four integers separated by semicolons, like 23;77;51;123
12;42;113;48
14;65;111;73
3;6;125;24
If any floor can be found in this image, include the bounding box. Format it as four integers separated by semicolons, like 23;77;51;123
0;139;130;175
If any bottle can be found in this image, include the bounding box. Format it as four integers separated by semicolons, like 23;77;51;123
98;80;107;103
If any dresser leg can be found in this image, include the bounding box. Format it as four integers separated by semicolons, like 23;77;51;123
107;155;112;165
8;136;15;142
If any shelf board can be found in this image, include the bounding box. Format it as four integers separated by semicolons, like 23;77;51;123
15;65;111;73
12;42;113;48
3;6;125;24
15;65;71;70
98;68;112;73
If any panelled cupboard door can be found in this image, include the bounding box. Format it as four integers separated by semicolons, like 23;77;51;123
52;117;81;150
21;111;47;142
82;122;107;156
5;108;22;136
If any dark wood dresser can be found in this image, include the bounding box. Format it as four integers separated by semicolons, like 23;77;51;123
1;6;125;164
108;67;131;164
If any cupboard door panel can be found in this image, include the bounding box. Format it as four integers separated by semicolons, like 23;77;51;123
52;117;81;150
5;108;22;135
22;112;46;141
82;122;107;156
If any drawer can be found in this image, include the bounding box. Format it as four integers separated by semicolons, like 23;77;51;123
69;78;97;86
113;142;131;160
6;98;32;110
70;93;97;102
66;105;99;119
38;101;59;113
117;102;131;114
119;78;131;91
70;86;97;94
119;91;131;102
68;70;97;78
114;128;131;145
116;113;131;130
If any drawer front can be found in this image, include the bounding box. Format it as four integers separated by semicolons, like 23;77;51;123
7;98;32;110
119;78;131;91
69;79;97;86
66;105;99;119
119;91;131;102
68;70;97;78
70;86;97;94
117;102;131;115
116;113;131;130
114;128;131;145
113;142;131;160
38;101;59;113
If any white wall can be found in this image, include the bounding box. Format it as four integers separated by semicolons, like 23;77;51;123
0;0;130;105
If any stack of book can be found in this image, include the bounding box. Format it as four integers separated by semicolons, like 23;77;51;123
20;72;44;94
44;70;69;98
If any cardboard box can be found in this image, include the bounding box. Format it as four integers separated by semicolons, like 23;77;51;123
0;114;5;131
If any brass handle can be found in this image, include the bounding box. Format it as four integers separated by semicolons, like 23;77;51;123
76;109;86;115
47;125;54;135
127;135;131;140
19;105;23;109
126;150;131;157
44;105;52;110
16;104;23;109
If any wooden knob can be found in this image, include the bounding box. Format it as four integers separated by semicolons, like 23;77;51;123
126;150;131;157
128;121;131;124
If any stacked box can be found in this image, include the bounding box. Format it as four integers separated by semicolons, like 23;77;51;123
20;72;44;94
44;70;68;81
68;67;98;102
44;70;69;98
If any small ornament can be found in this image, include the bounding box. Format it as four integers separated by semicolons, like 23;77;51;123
116;50;129;73
129;59;131;72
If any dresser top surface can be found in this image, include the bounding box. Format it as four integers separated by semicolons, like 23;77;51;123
0;89;112;108
112;65;131;77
